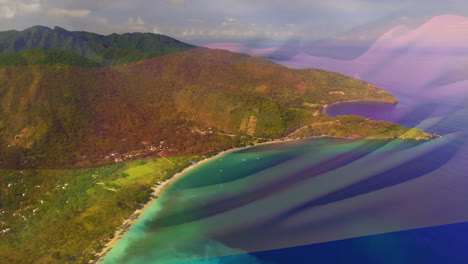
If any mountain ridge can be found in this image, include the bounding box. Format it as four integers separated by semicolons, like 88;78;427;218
0;25;196;66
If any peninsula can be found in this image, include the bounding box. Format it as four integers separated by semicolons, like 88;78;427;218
0;26;435;263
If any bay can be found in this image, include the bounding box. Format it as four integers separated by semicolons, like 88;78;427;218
103;47;468;264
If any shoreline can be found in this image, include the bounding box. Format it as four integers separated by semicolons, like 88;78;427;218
92;132;408;263
322;99;398;115
92;137;296;263
93;98;424;263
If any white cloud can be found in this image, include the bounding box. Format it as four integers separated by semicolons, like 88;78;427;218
0;5;15;18
18;2;40;13
0;0;40;19
49;8;91;18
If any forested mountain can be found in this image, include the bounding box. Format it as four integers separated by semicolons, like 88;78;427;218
0;45;412;169
0;50;101;67
0;26;195;65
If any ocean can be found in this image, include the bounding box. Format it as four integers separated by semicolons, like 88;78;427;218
102;98;468;263
102;48;468;264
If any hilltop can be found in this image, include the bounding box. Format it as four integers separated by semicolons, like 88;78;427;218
0;25;195;66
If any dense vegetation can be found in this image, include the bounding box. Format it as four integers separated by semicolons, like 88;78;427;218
0;47;401;169
0;26;195;66
0;155;206;263
0;50;102;67
288;115;436;140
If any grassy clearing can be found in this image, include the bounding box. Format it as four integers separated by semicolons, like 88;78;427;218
0;155;205;263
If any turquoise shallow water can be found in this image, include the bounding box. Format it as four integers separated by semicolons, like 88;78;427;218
102;120;468;263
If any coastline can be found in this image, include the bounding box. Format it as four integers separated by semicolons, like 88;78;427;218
93;98;425;263
92;138;294;263
322;99;398;115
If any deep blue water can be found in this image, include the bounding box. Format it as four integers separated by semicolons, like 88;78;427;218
203;222;468;264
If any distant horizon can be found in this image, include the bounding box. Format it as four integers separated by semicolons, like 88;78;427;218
2;0;468;47
3;13;468;60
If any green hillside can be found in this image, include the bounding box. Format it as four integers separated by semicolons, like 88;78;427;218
0;26;195;66
0;47;412;169
0;50;101;67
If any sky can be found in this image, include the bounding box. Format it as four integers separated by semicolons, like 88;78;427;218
1;0;468;47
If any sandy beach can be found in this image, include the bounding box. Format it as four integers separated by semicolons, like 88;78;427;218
92;138;294;263
93;99;401;263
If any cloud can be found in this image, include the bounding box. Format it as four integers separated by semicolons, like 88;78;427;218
18;2;40;13
1;0;466;46
126;16;145;26
49;8;91;18
0;0;40;19
0;5;15;19
174;24;302;41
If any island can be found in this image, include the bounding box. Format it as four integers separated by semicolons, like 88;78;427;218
0;26;437;263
